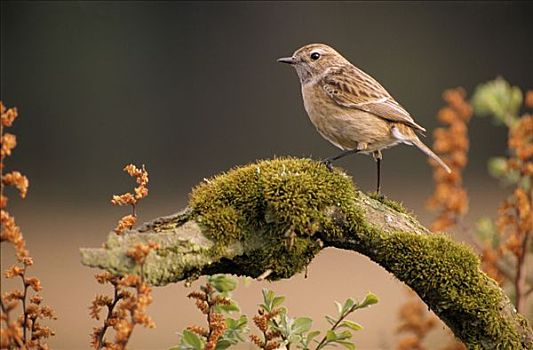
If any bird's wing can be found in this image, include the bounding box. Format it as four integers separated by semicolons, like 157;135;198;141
322;66;426;132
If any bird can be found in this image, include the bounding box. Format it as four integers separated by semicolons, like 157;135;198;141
277;43;451;194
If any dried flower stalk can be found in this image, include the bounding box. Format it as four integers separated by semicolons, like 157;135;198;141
397;89;472;349
426;88;472;232
1;102;56;349
482;110;532;313
396;291;437;350
187;282;229;350
111;164;149;235
89;243;158;349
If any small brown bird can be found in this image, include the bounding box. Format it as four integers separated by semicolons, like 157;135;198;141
278;43;451;193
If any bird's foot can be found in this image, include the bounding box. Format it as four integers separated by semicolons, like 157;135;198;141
321;159;334;172
370;190;384;200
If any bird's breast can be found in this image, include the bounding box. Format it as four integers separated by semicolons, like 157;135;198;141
301;83;393;152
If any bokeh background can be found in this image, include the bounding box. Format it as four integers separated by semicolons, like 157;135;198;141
1;1;532;349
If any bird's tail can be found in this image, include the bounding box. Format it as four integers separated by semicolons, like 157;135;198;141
411;138;451;173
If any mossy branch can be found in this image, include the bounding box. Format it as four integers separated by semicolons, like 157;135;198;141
80;158;532;349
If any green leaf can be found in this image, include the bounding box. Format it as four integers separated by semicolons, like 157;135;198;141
263;289;274;302
180;330;204;350
488;157;520;186
475;217;499;247
224;315;248;343
292;317;313;334
359;293;378;308
337;340;356;350
261;289;275;311
340;320;363;331
342;298;355;313
288;334;303;344
272;296;286;308
334;301;343;315
216;301;240;313
307;330;321;342
208;275;237;293
336;330;352;340
488;157;508;179
325;315;337;325
226;315;248;330
326;330;337;341
518;174;531;192
273;313;291;337
472;77;522;126
215;339;233;350
339;320;363;331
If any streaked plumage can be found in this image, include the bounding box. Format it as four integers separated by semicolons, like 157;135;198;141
278;43;451;192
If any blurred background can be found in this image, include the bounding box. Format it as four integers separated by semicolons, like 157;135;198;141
1;1;532;349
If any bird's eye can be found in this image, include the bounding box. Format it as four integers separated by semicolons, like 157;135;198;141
310;52;321;60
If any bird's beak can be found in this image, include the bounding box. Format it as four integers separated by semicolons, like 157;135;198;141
277;56;296;65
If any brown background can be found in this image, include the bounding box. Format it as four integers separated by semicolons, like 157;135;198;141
1;1;532;349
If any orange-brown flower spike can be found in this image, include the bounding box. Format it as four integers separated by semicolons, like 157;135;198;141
2;171;29;199
399;90;471;349
426;88;472;232
525;90;533;108
1;133;17;162
111;193;136;206
394;290;464;350
1;102;55;348
126;242;160;265
475;90;532;314
89;272;156;349
89;236;156;348
111;164;149;235
114;214;137;235
0;102;18;127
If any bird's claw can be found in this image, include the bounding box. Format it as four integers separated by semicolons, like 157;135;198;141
321;159;334;172
371;191;384;200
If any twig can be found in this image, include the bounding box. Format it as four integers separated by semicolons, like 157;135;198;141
20;274;29;343
30;314;37;343
206;286;213;340
96;284;123;350
0;298;25;349
315;304;357;350
257;269;272;281
271;318;290;350
469;239;520;283
514;210;531;314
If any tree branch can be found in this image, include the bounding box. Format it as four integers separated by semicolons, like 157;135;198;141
80;158;532;349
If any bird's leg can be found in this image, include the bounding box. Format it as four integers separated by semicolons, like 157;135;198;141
376;158;381;194
321;149;359;171
322;143;366;170
373;150;383;195
324;149;360;162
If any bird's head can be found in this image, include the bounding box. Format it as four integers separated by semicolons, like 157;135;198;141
277;43;349;83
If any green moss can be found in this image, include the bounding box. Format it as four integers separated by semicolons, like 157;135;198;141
189;157;364;279
367;191;409;214
361;230;523;348
187;157;529;347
